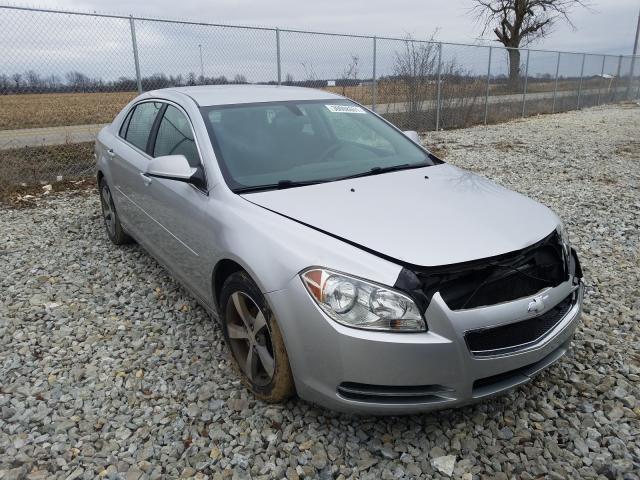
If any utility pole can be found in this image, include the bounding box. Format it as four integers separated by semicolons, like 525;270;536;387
129;16;142;94
629;7;640;98
633;7;640;57
198;44;204;81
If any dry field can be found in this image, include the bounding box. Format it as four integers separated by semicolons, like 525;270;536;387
0;78;618;131
0;91;136;130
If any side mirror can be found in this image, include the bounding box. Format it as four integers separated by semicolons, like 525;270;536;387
403;130;421;144
145;155;198;184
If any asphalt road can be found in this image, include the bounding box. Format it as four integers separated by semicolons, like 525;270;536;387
0;86;626;150
373;86;621;115
0;123;108;149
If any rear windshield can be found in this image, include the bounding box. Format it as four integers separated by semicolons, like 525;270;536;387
201;99;434;191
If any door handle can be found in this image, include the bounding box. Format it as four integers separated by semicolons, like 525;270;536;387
106;148;116;157
140;172;152;186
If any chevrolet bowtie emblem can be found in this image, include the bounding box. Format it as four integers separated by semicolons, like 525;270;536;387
527;297;545;313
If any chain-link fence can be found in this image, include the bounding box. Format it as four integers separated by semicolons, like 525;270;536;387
1;4;639;197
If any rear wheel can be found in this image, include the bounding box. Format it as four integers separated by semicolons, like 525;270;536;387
220;271;295;402
99;179;131;245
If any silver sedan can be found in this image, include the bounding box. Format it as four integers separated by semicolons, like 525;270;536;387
96;85;584;414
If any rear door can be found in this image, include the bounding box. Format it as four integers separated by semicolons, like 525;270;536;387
109;101;164;239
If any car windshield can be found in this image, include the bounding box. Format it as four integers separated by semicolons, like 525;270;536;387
201;99;436;192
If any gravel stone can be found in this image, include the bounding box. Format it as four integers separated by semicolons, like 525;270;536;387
1;104;639;478
431;455;456;476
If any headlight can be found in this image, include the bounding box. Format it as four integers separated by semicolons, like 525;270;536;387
556;221;571;263
300;268;426;332
556;222;570;249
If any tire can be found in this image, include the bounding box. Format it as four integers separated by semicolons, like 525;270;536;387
219;271;295;402
99;178;131;245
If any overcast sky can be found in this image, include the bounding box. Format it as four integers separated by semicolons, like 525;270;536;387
1;0;638;83
9;0;640;54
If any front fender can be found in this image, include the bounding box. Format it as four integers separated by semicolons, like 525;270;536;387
204;192;403;298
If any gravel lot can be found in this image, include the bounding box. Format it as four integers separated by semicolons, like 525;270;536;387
1;104;639;480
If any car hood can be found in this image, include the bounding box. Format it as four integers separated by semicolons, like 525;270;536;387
241;164;559;267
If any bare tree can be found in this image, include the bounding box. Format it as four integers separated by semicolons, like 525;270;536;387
393;35;439;116
301;62;318;82
392;33;484;130
65;71;91;91
12;73;22;90
0;74;10;93
25;70;42;90
439;62;485;129
46;74;61;90
339;55;359;95
472;0;588;88
233;73;247;84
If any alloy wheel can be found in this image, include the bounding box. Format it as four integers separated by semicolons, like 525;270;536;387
225;292;276;386
100;185;116;237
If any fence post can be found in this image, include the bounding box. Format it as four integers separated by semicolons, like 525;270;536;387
276;28;281;85
577;53;586;109
484;46;492;125
614;55;622;102
372;36;377;112
521;49;530;118
435;42;442;131
597;55;606;105
552;52;561;114
629;55;638;100
129;16;142;94
631;9;640;97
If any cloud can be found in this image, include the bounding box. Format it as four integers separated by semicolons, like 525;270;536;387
0;0;636;82
18;0;639;52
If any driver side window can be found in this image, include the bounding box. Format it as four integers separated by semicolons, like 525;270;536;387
153;105;201;167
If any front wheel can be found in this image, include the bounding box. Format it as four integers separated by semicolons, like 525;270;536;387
220;271;295;402
99;179;131;245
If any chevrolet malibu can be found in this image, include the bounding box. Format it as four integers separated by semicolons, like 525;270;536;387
96;85;584;414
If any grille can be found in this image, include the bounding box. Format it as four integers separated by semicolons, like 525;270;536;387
465;293;574;356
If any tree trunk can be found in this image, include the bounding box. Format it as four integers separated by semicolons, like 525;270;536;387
507;48;521;91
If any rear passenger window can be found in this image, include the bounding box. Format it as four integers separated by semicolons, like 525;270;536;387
153;105;201;167
124;102;163;152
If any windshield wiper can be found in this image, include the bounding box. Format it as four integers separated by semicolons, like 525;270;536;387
334;162;431;181
233;179;327;194
234;162;432;193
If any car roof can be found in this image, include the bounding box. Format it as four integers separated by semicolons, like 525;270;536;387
148;85;342;107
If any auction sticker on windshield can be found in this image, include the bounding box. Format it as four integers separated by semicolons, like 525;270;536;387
325;104;366;114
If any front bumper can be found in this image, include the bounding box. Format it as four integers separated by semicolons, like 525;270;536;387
267;275;584;415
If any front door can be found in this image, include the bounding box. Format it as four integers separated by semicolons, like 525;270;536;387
136;104;212;301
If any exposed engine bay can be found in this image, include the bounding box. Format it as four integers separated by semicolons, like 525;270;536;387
395;230;582;312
